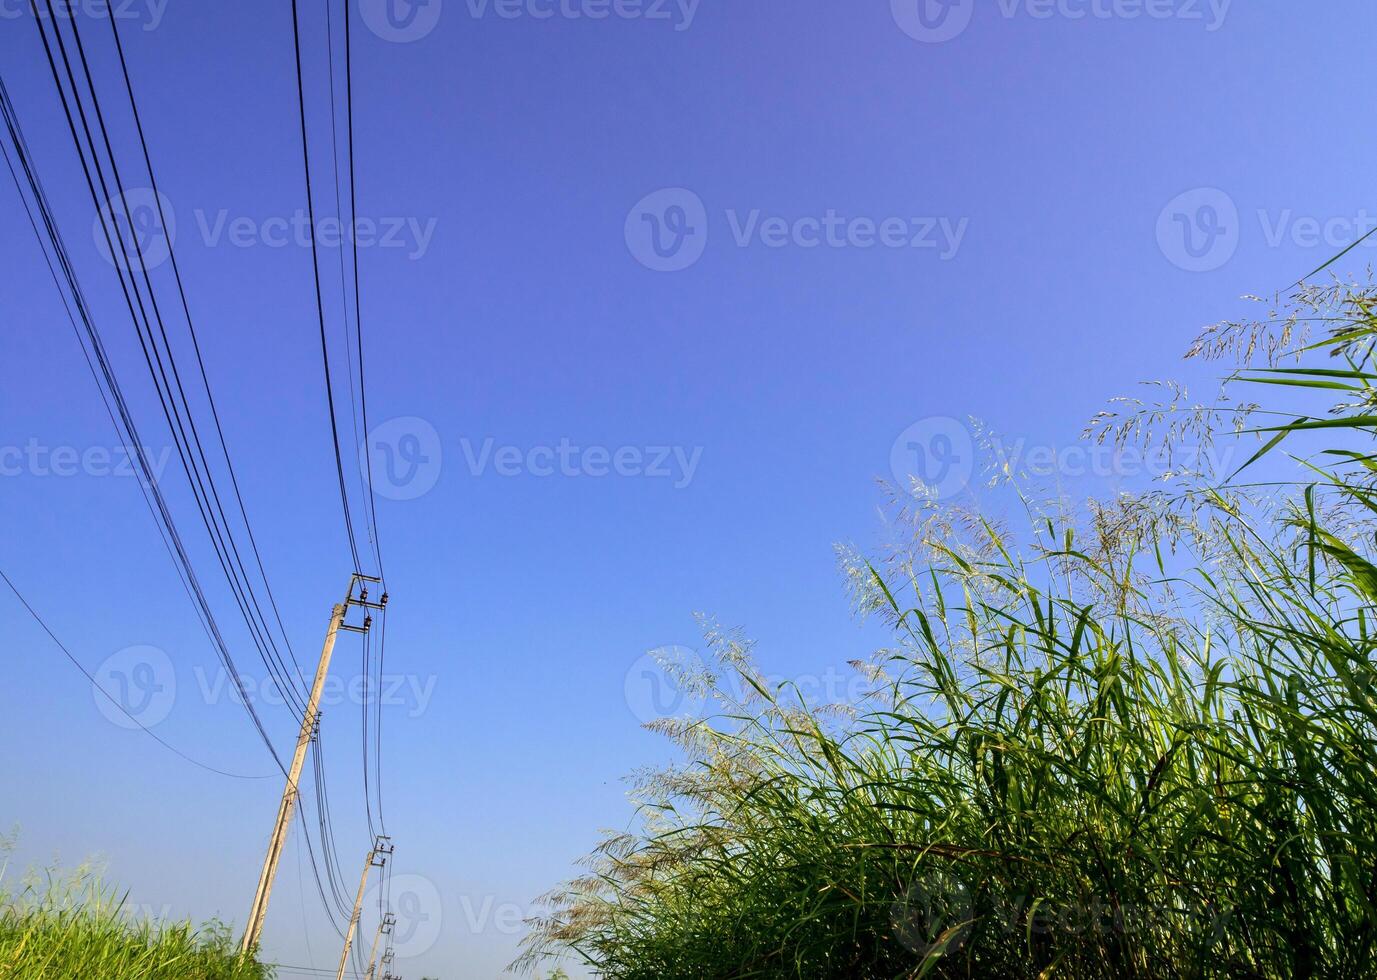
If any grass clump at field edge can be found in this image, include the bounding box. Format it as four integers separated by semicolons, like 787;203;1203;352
518;280;1377;979
0;862;272;980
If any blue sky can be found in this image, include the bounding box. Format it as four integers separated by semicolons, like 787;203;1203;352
1;1;1374;976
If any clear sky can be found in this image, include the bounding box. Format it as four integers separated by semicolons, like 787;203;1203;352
1;1;1373;977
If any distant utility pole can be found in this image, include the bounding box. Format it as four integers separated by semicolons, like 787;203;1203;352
364;912;397;980
379;947;395;976
338;835;395;980
240;573;386;954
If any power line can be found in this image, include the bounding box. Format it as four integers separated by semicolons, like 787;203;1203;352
0;567;271;781
362;603;377;839
4;24;371;948
15;4;405;960
373;605;389;835
289;0;363;576
91;11;390;950
322;0;373;559
0;75;213;652
341;0;389;838
63;5;310;721
302;729;356;932
108;12;312;699
1;44;288;773
342;0;386;585
313;717;361;920
30;1;312;724
60;21;311;721
322;0;379;843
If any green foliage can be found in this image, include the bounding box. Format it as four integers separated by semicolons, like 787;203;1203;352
520;281;1377;979
0;864;273;980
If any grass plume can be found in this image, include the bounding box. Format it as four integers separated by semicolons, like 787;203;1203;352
520;279;1377;979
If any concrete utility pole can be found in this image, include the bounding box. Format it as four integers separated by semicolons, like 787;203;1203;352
337;835;394;980
240;573;386;954
364;912;396;980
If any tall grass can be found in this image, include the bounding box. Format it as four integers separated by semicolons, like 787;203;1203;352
0;862;272;980
520;280;1377;979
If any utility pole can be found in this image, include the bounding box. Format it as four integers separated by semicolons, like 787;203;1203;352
364;913;396;980
240;573;386;954
337;835;394;980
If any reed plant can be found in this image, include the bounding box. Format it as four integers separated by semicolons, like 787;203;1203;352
519;279;1377;979
0;859;272;980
